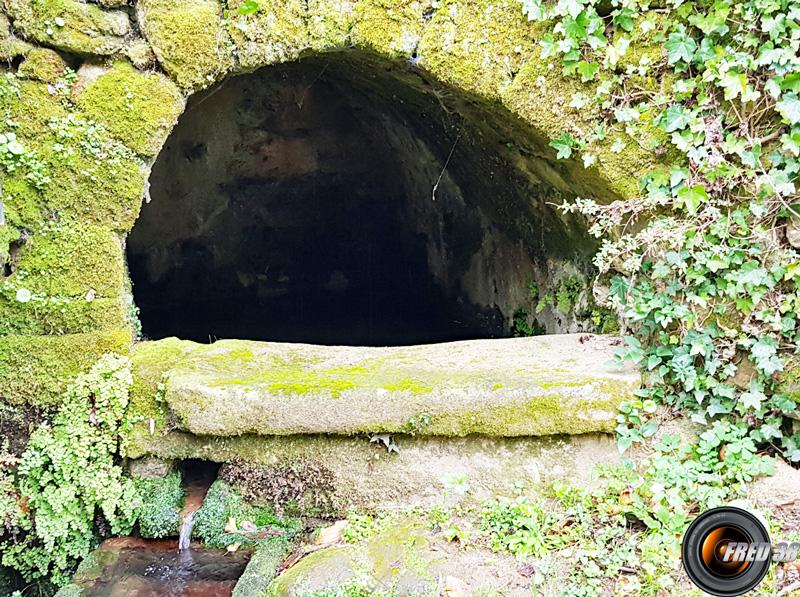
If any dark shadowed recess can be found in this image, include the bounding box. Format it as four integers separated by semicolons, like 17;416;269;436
127;51;600;346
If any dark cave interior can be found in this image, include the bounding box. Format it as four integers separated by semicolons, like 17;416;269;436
127;53;596;346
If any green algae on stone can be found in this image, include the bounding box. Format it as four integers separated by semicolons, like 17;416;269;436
74;61;185;157
125;337;196;439
17;47;66;82
418;0;538;100
225;0;308;71
136;0;234;90
0;329;131;405
232;538;292;597
267;544;359;594
2;0;130;55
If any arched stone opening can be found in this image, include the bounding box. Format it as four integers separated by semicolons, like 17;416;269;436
127;51;600;346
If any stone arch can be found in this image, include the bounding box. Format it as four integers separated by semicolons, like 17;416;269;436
0;0;668;401
127;49;608;345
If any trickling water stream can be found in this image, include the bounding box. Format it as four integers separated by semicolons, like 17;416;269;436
178;510;197;552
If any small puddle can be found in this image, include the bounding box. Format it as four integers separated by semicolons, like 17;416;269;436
80;538;252;597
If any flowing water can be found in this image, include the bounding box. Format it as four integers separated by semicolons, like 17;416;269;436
80;539;252;597
178;510;197;552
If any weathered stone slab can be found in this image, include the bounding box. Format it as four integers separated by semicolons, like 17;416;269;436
137;335;637;438
125;431;621;515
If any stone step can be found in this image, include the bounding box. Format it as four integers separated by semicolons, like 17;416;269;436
126;432;622;515
130;334;638;438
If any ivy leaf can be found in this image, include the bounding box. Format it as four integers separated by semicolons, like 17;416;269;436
659;105;691;132
750;338;783;375
6;139;25;155
521;0;547;20
612;8;634;32
237;0;259;15
739;382;766;411
677;185;708;214
549;133;576;159
720;71;747;101
576;61;599;82
777;92;800;124
665;32;697;65
556;0;584;19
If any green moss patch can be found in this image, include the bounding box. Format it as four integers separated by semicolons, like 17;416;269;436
10;224;125;298
137;0;234;90
0;293;128;336
0;329;131;405
350;0;427;59
18;47;67;83
3;0;130;55
74;61;185;157
225;0;308;71
418;0;538;99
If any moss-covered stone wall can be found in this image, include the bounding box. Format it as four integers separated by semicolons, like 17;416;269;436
0;0;674;408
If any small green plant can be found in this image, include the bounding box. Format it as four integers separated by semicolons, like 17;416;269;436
0;355;137;586
342;511;393;544
193;479;298;548
0;132;49;190
555;276;584;314
133;470;184;539
511;307;545;337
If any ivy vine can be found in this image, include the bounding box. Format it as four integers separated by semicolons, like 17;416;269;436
522;0;800;458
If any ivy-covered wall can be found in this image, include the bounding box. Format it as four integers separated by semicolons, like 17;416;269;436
0;0;678;408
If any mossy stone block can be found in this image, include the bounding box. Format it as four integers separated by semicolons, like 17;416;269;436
125;431;620;515
307;0;357;50
350;0;429;59
418;0;537;99
225;0;308;71
74;61;185;157
0;293;128;336
137;0;234;90
2;0;130;55
232;538;292;597
0;329;132;405
18;47;66;82
11;224;125;298
138;335;636;437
